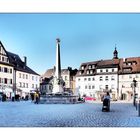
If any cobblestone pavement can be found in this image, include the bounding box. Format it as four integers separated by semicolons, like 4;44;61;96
0;101;140;127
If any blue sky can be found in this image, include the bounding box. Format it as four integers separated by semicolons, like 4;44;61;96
0;13;140;75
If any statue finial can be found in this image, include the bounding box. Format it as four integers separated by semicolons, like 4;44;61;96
56;38;60;43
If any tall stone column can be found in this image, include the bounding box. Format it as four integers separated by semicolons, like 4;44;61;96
55;38;61;79
52;38;64;94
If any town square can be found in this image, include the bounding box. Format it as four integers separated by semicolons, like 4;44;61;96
1;0;140;140
0;13;140;129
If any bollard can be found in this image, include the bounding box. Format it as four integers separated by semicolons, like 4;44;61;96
138;100;140;117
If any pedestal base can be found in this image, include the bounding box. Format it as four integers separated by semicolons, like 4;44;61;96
39;94;82;104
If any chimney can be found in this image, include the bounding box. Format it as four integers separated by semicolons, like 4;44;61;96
24;56;27;66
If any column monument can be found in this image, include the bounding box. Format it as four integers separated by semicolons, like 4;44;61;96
52;38;64;94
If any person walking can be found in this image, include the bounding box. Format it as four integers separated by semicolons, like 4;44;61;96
34;91;39;104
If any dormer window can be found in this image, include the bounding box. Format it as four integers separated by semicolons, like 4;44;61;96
87;70;89;74
81;66;84;70
133;61;137;65
92;65;95;69
88;65;92;69
128;62;132;66
79;71;82;75
90;70;93;74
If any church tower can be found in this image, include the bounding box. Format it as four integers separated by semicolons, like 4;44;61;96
113;47;118;59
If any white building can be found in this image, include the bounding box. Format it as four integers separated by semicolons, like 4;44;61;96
76;48;140;101
76;59;119;100
0;41;40;98
118;57;140;100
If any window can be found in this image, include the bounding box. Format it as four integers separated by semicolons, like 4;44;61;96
0;66;1;72
99;85;103;90
4;67;8;73
89;85;91;89
65;76;67;80
36;76;38;81
2;57;4;61
23;83;25;88
112;69;114;72
88;65;92;69
10;69;12;73
79;71;82;75
111;85;115;89
100;76;103;81
92;85;95;89
32;84;34;88
84;78;87;81
87;70;89;74
105;85;109;90
26;74;28;79
10;79;12;84
90;70;93;74
19;82;22;87
92;77;95;81
19;73;21;78
136;75;139;78
26;83;28;88
85;85;87;89
129;75;132;79
88;78;91;81
105;76;108;81
100;69;103;73
4;78;7;84
111;76;115;80
23;74;25;79
1;78;4;83
81;66;84;70
32;76;34;80
92;65;95;69
123;68;131;72
106;69;108;72
78;78;80;81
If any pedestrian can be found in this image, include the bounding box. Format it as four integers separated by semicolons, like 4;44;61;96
31;93;34;102
103;92;111;100
11;92;15;102
2;93;6;102
34;91;39;104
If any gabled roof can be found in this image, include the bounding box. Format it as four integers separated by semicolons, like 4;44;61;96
7;51;40;75
43;68;55;78
77;56;140;77
97;59;119;69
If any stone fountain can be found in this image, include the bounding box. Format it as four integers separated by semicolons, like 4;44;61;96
39;38;79;104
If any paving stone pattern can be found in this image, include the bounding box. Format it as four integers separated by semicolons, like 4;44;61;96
0;101;140;127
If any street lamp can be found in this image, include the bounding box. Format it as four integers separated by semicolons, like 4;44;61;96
133;78;137;106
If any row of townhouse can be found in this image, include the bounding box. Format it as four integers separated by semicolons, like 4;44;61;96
0;41;40;98
76;48;140;100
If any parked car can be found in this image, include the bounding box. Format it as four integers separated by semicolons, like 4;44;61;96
84;96;96;101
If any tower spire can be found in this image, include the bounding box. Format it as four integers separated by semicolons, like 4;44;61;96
113;44;118;59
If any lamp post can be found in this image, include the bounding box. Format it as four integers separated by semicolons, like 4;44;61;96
133;78;137;106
